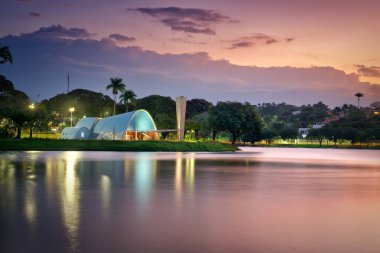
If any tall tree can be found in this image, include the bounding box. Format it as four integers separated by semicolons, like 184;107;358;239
0;76;34;138
279;127;298;142
186;99;212;119
209;101;243;144
119;89;137;112
307;128;326;147
106;77;125;115
209;101;262;144
241;102;263;145
41;89;114;119
0;46;13;65
355;92;364;108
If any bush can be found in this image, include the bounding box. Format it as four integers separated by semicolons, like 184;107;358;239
0;126;14;139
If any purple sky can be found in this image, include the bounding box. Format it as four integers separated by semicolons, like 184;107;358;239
0;0;379;106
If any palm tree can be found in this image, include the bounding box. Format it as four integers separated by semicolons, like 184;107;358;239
106;77;125;115
119;89;137;112
355;92;364;108
0;46;13;64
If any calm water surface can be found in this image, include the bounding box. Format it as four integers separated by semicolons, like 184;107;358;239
1;148;380;253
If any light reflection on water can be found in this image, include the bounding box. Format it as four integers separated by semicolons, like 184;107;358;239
135;153;157;211
0;148;380;253
60;152;81;252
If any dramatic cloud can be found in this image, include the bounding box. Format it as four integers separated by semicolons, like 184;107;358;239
0;25;378;106
29;12;41;18
129;7;234;35
355;64;380;77
21;24;95;39
108;33;136;42
228;33;293;49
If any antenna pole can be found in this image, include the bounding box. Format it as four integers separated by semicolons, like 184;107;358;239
67;74;70;93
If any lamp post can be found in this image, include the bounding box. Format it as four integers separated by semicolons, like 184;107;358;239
29;103;35;138
69;107;75;127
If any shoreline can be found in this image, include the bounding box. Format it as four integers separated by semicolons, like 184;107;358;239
237;143;380;150
0;139;238;152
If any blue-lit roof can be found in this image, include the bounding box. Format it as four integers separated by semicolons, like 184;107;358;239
61;110;158;140
75;117;99;130
91;110;157;140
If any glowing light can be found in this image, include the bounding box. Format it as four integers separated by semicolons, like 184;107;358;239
69;107;75;127
29;103;35;109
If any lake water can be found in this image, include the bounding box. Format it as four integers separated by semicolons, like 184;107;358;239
1;148;380;253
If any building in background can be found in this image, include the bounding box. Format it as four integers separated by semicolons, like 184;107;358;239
61;109;159;141
176;96;186;141
61;96;187;141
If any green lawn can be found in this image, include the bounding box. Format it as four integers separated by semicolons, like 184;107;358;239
241;143;380;149
0;139;238;152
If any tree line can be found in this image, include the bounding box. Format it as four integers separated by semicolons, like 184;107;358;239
1;45;379;144
1;75;379;144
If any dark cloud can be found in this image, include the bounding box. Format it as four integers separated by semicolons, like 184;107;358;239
230;41;255;49
109;33;136;42
161;18;216;34
354;64;380;77
21;24;95;39
286;37;294;42
29;12;41;18
0;25;379;106
129;7;234;35
171;37;206;45
228;33;293;49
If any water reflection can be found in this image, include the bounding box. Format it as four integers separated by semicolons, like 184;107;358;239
135;153;157;212
100;175;111;217
0;149;379;253
174;152;196;206
175;153;183;203
23;152;39;232
60;152;81;252
24;181;37;231
0;157;16;215
185;153;195;192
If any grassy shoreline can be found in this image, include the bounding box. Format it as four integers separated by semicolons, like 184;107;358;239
0;139;238;152
238;143;380;150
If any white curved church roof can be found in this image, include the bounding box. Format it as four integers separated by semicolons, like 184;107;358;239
61;127;91;139
61;110;157;140
75;117;99;130
91;109;157;140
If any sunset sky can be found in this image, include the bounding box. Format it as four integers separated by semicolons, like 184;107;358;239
1;0;379;106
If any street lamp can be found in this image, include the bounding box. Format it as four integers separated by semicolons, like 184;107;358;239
29;103;35;138
69;107;75;127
